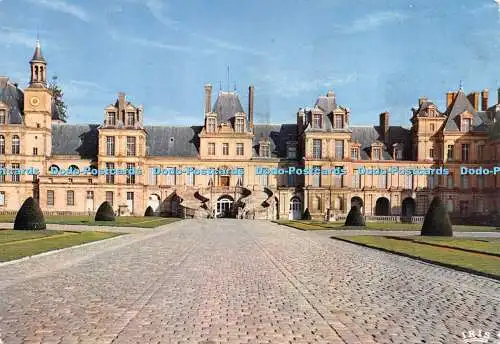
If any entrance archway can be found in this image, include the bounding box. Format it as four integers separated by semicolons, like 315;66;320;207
216;195;234;218
375;197;390;216
402;197;416;217
290;197;302;220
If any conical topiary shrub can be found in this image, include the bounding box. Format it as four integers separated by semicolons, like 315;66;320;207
144;206;154;217
302;208;311;220
421;196;453;236
95;201;115;221
344;205;366;226
14;197;46;230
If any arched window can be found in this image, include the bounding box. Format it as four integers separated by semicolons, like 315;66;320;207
12;135;20;154
0;135;4;154
34;66;39;81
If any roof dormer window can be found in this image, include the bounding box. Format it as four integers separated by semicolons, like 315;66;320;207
207;116;216;133
313;114;322;128
0;109;5;124
461;118;472;132
127;112;135;126
371;143;383;160
260;142;270;157
235;117;245;133
107;112;116;126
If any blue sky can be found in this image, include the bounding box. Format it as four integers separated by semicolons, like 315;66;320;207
1;0;500;126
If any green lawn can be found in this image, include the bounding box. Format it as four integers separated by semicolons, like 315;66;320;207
0;215;180;228
332;235;500;279
0;230;121;262
275;220;499;232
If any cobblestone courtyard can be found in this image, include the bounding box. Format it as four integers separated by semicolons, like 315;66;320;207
0;219;498;344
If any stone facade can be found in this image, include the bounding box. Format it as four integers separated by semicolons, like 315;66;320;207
1;42;500;221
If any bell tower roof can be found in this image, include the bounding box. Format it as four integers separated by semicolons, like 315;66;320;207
30;40;46;63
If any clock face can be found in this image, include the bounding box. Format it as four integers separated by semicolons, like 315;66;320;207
30;97;40;106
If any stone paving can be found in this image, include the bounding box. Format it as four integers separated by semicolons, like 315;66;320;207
0;219;498;344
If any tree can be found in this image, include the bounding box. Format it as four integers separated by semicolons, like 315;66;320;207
95;201;115;221
14;197;46;230
144;206;154;216
421;196;453;236
344;205;366;227
48;76;67;122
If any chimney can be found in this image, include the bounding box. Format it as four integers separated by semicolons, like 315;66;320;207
446;91;456;108
204;84;212;114
467;92;480;111
418;97;427;106
379;112;389;143
248;84;254;132
481;89;489;111
497;88;500;105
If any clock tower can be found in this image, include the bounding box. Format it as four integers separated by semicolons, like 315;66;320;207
23;40;53;156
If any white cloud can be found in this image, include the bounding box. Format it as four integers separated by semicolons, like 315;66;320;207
199;35;270;57
146;106;200;125
61;80;112;101
121;0;178;28
26;0;89;22
342;11;408;34
0;27;34;47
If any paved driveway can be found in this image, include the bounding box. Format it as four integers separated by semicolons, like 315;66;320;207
0;219;498;344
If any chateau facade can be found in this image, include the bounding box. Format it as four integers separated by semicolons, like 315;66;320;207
1;42;500;221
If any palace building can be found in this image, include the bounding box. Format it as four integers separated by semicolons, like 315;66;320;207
1;41;500;221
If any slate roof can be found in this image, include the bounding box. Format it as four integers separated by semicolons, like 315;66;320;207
252;124;297;158
0;77;24;125
444;90;487;132
51;124;99;158
144;126;202;157
314;93;337;114
212;91;244;123
351;125;411;160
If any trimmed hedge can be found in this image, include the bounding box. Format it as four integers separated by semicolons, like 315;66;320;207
144;206;154;217
302;208;311;220
14;197;46;230
344;205;366;226
95;201;115;221
421;196;453;236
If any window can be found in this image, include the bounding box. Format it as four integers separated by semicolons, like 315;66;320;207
0;191;4;206
166;167;176;185
66;190;74;206
430;123;435;132
0;110;5;124
207;117;216;133
12;135;20;154
0;135;4;154
236;143;244;156
417;195;428;215
149;167;157;185
459;201;469;216
335;140;344;159
428;175;437;189
287;146;297;159
0;163;4;183
87;191;94;200
127;192;134;200
461;118;471;132
312;139;322;159
33;147;38;156
447;145;454;160
429;148;434;159
260;144;270;157
405;174;413;189
11;163;20;182
107;112;116;126
235;118;245;133
127;112;135;126
312;165;321;187
106;191;114;206
334;114;343;129
378;174;387;188
351;148;358;160
126;163;135;184
106;136;115;156
460;175;469;189
127;137;136;156
447;173;454;187
478;175;484;189
222;143;229;156
106;162;115;184
334;167;343;187
395;148;403;160
208;143;215;155
477;145;484;161
352;171;361;188
447;198;454;213
260;174;268;187
477;199;485;213
372;148;381;160
461;144;469;161
313;114;322;128
186;167;195;185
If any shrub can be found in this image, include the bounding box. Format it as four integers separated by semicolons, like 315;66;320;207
302;208;311;220
421;196;453;236
14;197;46;230
344;205;366;226
95;201;115;221
144;206;154;217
